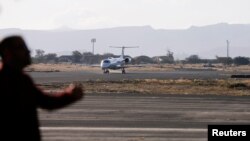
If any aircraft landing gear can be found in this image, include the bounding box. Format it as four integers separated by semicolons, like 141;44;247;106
103;69;109;74
122;68;126;74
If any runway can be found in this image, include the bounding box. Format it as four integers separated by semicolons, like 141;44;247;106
39;94;250;141
29;70;250;140
29;70;232;84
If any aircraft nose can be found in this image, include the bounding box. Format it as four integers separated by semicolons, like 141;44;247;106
101;61;109;68
102;63;109;68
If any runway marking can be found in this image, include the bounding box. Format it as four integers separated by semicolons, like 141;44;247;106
41;127;206;132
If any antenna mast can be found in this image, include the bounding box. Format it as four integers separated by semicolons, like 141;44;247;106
91;38;96;55
226;40;230;65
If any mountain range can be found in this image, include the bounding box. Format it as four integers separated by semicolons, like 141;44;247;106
1;23;250;59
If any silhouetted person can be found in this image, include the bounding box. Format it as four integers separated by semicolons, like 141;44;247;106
0;36;84;141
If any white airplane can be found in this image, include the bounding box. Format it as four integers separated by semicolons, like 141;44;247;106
100;46;138;74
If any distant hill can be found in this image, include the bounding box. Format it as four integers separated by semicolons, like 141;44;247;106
1;23;250;59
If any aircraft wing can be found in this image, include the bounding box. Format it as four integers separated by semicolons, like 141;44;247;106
123;65;144;68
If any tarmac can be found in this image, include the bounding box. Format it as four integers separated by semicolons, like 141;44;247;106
29;70;232;84
39;94;250;141
28;70;250;141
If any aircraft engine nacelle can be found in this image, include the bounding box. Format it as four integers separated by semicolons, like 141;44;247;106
124;57;132;64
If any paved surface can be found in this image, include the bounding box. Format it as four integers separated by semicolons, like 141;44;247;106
29;70;232;84
39;93;250;141
32;70;250;140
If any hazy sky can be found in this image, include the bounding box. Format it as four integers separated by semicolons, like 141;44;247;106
0;0;250;30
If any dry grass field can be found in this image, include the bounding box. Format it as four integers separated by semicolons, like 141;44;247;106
25;63;100;72
38;78;250;96
25;63;178;72
24;63;250;73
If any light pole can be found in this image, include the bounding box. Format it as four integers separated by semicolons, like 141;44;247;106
91;38;96;55
226;40;229;66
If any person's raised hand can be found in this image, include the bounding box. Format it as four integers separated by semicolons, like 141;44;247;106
65;83;84;100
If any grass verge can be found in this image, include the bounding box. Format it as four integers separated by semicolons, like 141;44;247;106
38;79;250;96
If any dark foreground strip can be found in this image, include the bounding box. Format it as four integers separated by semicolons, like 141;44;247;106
231;75;250;78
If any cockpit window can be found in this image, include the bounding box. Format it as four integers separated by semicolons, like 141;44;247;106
103;60;110;63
